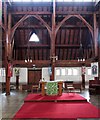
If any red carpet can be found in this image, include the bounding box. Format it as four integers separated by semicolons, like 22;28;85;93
13;102;100;119
24;93;87;102
13;93;100;119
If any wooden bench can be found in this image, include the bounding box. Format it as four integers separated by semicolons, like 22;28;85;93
89;80;100;94
64;81;82;92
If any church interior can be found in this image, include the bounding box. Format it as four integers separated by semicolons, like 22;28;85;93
0;0;100;119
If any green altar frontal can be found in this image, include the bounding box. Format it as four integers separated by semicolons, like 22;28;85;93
46;81;58;95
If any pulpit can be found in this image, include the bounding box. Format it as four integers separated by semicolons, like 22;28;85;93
40;81;63;96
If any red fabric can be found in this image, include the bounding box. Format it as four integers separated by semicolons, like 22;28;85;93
24;93;87;102
13;102;100;119
7;63;13;77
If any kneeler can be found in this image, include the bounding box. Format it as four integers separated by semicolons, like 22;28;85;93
46;82;58;95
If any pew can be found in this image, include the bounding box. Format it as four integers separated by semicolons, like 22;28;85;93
89;80;100;94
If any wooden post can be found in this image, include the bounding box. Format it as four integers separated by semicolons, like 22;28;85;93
5;10;12;95
81;64;85;89
82;74;85;89
3;2;11;96
41;81;46;96
99;29;100;78
0;0;2;24
50;0;56;81
16;76;19;90
6;77;10;95
58;81;63;95
93;13;98;57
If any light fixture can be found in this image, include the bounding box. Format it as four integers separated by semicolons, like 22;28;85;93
24;39;33;63
24;17;39;63
78;22;85;62
24;57;32;63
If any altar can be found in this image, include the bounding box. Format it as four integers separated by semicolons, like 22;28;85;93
40;81;63;96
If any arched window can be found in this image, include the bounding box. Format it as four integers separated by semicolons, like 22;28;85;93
29;33;39;42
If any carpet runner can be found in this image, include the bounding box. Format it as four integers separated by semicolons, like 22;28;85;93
13;93;100;119
24;93;87;102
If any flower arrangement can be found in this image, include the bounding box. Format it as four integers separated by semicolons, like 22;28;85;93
15;68;20;76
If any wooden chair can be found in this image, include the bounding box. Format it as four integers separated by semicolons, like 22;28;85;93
66;82;75;93
31;84;39;93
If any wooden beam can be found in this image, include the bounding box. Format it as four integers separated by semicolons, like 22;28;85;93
11;11;94;15
4;2;7;30
11;11;51;15
0;0;2;25
11;14;51;41
17;44;50;48
12;60;51;67
56;14;93;37
93;13;98;57
56;11;94;15
11;60;91;67
17;44;80;48
5;11;12;96
50;0;56;80
17;25;87;29
7;13;12;60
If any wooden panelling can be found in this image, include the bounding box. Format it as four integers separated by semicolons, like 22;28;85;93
2;1;100;67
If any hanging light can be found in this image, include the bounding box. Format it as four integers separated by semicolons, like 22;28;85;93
24;57;33;63
24;17;39;63
78;22;85;62
24;38;33;63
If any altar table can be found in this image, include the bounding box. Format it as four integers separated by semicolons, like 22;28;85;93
40;81;63;96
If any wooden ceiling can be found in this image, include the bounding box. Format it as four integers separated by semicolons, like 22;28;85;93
1;1;100;67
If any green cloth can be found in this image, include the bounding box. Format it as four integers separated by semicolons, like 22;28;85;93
46;82;58;95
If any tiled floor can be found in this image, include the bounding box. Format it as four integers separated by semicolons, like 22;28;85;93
0;88;100;120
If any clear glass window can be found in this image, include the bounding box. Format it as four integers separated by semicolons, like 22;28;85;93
12;0;95;2
87;68;91;75
73;68;78;75
68;68;72;75
61;68;66;75
56;69;61;76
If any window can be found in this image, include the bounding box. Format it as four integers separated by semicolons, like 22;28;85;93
68;68;72;75
61;68;66;75
56;69;61;76
11;0;95;2
87;68;91;75
0;69;2;77
73;68;78;75
29;33;39;42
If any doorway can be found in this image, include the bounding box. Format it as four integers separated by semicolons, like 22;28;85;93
28;69;42;85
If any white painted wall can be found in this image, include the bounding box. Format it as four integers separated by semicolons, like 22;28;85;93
55;67;81;82
85;67;94;81
42;67;94;83
11;68;28;84
0;68;6;82
0;66;97;84
42;67;50;81
0;68;28;84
